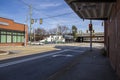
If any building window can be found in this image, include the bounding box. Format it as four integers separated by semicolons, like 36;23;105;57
13;36;17;43
1;35;6;43
1;31;6;34
0;29;25;43
7;35;11;43
17;36;21;42
7;32;12;35
21;36;24;42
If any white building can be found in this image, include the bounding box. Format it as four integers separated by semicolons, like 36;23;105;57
40;35;65;43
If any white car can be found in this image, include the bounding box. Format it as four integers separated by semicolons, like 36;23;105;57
39;42;44;45
31;42;44;45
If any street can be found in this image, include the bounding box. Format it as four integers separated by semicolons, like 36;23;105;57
0;46;89;80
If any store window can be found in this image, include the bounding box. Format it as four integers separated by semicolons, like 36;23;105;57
7;32;12;35
13;36;17;43
7;35;11;43
17;36;21;42
21;36;24;42
1;31;6;34
1;35;6;43
0;29;25;43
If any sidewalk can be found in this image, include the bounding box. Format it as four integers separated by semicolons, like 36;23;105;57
0;45;59;60
50;48;119;80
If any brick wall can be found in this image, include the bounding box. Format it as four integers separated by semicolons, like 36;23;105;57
105;0;120;77
0;17;28;46
0;17;25;31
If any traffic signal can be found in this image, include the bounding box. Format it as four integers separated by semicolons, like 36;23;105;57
31;19;34;24
40;18;43;24
89;24;93;31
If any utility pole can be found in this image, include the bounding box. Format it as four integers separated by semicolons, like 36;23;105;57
29;4;32;44
24;14;28;47
89;20;92;51
33;27;35;42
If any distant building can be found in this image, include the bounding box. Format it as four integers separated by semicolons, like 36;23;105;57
0;17;28;46
40;35;65;43
63;35;74;42
40;35;74;43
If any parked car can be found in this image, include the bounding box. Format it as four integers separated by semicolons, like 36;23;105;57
31;41;44;45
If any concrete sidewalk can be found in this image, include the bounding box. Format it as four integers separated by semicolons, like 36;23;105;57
0;46;59;60
50;48;119;80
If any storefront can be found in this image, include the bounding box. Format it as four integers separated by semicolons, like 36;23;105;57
0;17;28;46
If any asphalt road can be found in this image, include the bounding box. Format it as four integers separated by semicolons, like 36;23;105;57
0;46;89;80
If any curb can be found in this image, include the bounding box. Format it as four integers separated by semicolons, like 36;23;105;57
0;51;9;55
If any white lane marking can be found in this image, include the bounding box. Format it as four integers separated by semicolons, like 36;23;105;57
0;50;69;68
52;54;74;57
52;50;85;58
68;50;84;53
0;49;85;68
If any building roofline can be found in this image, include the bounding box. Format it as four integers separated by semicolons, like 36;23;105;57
0;17;14;21
0;17;26;26
15;22;26;26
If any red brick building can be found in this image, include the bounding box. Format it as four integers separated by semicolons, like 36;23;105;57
0;17;28;46
104;0;120;77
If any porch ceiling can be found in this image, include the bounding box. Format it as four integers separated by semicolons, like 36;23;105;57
65;0;116;20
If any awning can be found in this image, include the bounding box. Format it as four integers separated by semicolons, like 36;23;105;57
65;0;116;20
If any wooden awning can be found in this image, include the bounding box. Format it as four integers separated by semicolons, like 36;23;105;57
65;0;116;20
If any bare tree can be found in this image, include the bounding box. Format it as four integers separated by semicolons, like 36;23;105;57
47;25;70;35
48;28;57;35
57;25;69;35
35;28;47;35
34;28;47;41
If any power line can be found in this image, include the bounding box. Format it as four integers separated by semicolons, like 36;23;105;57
18;0;73;20
42;12;73;19
19;0;30;7
18;0;81;26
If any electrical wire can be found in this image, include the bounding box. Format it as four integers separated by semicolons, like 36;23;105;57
18;0;73;20
18;0;81;26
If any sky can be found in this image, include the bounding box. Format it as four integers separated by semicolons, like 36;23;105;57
0;0;104;32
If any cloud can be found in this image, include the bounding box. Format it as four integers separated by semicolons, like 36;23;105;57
50;7;73;15
0;0;104;32
41;3;62;7
32;2;62;10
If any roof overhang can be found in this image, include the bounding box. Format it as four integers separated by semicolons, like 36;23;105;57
65;0;117;20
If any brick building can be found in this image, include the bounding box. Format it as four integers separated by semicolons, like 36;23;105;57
0;17;28;46
104;0;120;77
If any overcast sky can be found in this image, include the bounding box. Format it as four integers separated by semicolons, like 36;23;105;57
0;0;104;32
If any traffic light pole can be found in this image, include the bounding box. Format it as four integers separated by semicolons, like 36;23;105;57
90;20;92;51
29;5;32;45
